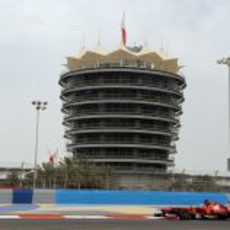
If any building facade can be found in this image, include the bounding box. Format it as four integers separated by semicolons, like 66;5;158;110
59;43;186;189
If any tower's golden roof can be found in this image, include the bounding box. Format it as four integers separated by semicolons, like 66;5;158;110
65;43;181;74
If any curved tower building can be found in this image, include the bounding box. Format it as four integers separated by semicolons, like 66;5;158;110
59;42;186;189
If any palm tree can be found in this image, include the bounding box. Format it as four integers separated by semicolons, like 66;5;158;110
24;156;115;189
59;157;78;188
76;159;98;189
6;170;20;187
58;157;115;189
38;163;56;188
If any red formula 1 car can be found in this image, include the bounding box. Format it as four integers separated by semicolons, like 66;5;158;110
155;200;230;220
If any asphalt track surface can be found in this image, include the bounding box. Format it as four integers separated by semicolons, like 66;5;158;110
0;219;230;230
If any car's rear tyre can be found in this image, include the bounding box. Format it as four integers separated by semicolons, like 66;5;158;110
217;214;228;220
171;210;191;220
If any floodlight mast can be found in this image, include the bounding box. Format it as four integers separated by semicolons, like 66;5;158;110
31;100;48;189
217;57;230;171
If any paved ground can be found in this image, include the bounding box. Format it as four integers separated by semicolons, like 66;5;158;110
0;204;229;230
0;204;156;215
0;219;230;230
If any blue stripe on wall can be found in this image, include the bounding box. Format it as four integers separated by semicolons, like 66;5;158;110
13;189;33;204
55;190;228;205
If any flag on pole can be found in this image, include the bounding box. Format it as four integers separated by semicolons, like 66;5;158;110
121;12;126;46
48;148;58;165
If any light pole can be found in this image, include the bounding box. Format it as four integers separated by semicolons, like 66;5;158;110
32;100;47;189
181;169;186;191
20;161;24;187
217;57;230;171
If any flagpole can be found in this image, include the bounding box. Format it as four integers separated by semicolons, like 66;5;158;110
121;12;126;46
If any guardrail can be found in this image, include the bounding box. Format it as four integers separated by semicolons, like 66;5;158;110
0;189;228;205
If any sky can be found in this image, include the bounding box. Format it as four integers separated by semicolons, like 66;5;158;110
0;0;230;174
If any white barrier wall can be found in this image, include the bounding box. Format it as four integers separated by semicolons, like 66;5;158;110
0;190;12;203
33;189;55;204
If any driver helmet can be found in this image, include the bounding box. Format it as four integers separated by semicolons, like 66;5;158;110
204;199;211;205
